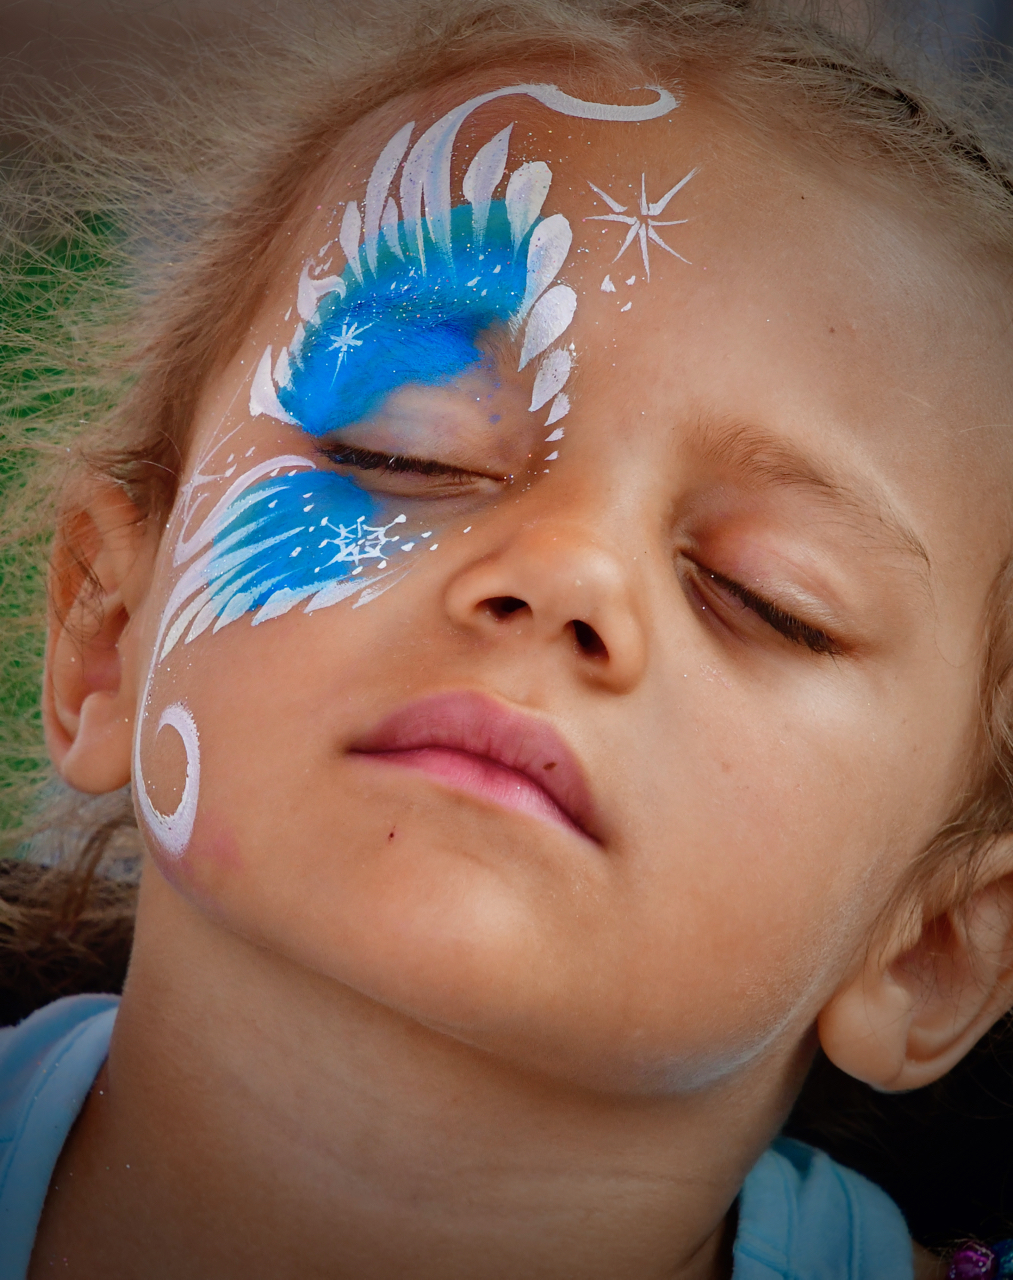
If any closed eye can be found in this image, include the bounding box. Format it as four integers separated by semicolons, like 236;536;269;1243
317;442;506;498
692;565;844;657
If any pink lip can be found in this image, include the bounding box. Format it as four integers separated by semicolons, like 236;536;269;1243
349;692;598;841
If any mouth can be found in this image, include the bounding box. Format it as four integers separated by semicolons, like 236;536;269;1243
348;691;598;841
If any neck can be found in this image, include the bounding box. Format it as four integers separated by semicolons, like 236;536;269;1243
33;871;812;1280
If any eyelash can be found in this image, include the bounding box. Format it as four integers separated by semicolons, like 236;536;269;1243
320;444;841;656
699;567;843;657
318;443;476;481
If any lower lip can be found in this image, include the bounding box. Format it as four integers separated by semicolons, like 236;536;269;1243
357;747;580;835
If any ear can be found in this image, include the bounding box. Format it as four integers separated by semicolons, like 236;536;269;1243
818;849;1013;1091
43;481;158;794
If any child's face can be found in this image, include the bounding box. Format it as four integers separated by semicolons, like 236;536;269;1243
129;78;1013;1092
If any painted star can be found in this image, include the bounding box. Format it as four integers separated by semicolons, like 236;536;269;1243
586;169;697;281
328;319;374;368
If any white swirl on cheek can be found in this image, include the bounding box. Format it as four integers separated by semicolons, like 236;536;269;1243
134;701;201;859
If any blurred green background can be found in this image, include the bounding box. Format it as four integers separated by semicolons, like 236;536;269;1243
0;217;118;842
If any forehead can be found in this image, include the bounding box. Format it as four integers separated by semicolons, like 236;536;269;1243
292;73;1006;359
246;73;1013;574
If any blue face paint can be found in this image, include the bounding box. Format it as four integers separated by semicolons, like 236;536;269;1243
197;201;541;631
201;469;409;625
277;202;532;436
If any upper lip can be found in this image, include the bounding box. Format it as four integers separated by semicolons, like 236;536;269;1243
349;690;599;841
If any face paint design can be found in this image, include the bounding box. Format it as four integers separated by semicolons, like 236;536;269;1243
210;82;679;637
587;170;697;282
133;82;681;859
279;200;565;436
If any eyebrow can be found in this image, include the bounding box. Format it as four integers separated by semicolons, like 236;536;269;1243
693;420;932;573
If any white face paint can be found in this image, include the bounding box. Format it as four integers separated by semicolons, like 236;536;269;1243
587;168;697;281
133;82;688;860
138;703;200;856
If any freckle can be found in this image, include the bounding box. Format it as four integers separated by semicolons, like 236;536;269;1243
543;761;557;771
829;326;835;334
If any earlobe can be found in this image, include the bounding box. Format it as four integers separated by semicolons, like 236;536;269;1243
43;482;158;795
817;960;912;1091
818;859;1013;1092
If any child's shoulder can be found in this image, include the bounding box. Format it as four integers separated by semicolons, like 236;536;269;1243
0;995;117;1280
735;1136;915;1278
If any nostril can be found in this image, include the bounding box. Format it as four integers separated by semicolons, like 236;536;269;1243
571;619;607;659
486;596;529;621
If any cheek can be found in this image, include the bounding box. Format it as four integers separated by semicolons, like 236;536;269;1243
193;467;417;641
150;812;245;915
142;716;189;817
134;622;331;922
600;669;920;1025
134;575;420;868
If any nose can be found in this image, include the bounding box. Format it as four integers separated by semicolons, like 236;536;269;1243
443;520;648;693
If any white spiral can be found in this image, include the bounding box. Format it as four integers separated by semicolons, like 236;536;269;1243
134;701;201;859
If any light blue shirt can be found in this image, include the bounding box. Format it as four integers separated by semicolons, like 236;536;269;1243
0;995;117;1280
733;1139;913;1278
0;996;913;1279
